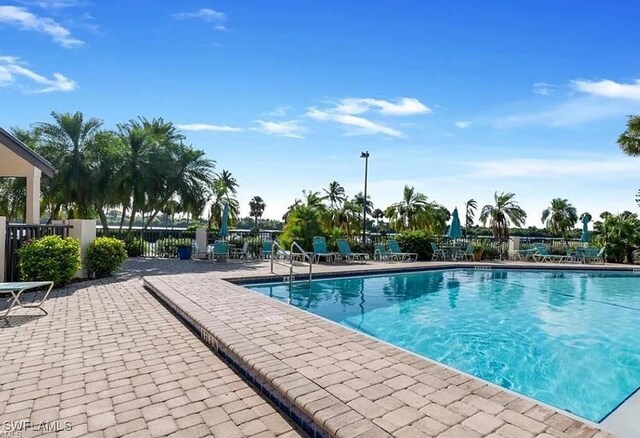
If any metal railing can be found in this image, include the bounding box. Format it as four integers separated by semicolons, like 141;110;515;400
270;241;313;285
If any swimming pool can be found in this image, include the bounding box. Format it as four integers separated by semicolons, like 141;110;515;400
248;268;640;423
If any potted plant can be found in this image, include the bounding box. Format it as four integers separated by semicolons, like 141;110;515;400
176;241;193;260
473;244;484;261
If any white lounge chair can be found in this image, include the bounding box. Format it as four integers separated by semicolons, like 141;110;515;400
1;281;54;317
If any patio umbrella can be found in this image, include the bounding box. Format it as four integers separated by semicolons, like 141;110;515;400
220;203;229;238
447;207;463;240
580;213;591;244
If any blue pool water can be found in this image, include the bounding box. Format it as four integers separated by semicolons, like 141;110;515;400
248;269;640;422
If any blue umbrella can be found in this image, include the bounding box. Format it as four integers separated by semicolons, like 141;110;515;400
447;207;463;239
220;203;229;238
580;213;591;243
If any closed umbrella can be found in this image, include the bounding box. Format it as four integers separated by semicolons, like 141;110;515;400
580;213;591;244
447;207;463;239
220;203;229;238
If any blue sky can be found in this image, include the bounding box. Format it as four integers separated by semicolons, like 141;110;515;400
1;1;640;226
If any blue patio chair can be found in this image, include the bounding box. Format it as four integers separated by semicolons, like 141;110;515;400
312;236;338;263
388;240;418;262
212;241;229;262
532;246;567;263
374;243;393;261
261;241;273;258
454;243;475;261
430;242;448;261
336;239;369;262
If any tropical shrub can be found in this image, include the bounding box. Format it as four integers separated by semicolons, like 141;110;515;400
18;235;81;286
279;206;324;251
86;237;127;278
594;211;640;263
122;235;146;257
395;230;433;261
156;238;194;258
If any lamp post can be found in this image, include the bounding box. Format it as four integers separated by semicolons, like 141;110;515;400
360;151;370;245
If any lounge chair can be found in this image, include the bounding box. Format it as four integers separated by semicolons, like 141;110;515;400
388;240;418;262
454;243;475;261
374;243;393;261
584;247;605;264
532;246;567;263
231;242;249;261
430;242;448;261
312;236;338;263
212;241;229;262
0;281;54;317
336;239;369;262
261;241;273;258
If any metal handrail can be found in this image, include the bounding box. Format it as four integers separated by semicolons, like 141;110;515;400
270;241;312;284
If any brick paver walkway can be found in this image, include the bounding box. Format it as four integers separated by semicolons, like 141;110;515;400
0;269;302;438
1;258;631;438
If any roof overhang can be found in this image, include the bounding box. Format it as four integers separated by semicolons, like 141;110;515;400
0;127;56;178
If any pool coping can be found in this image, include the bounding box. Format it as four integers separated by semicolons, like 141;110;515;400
142;262;628;437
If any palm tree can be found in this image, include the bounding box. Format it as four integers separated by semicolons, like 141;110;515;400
323;181;346;209
541;198;578;242
208;171;239;229
302;189;324;209
215;170;239;195
465;198;477;233
372;208;385;226
618;115;640;156
479;192;527;240
385;185;428;231
249;196;266;229
37;111;103;219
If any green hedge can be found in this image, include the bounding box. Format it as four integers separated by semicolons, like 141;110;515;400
395;230;433;261
86;237;127;279
18;235;81;286
122;235;146;257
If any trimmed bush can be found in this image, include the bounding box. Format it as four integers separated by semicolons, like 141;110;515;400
395;230;433;261
18;235;81;286
86;237;127;279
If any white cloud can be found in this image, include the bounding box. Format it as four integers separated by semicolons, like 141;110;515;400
0;56;76;93
454;121;471;129
333;97;431;116
263;105;289;116
306;108;403;138
252;120;305;138
533;82;554;95
0;5;83;47
462;158;639;179
18;0;84;9
173;8;227;30
177;123;242;132
573;79;640;101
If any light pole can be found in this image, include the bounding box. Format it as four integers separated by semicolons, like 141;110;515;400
360;151;369;245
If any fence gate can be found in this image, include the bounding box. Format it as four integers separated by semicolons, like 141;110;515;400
4;224;73;282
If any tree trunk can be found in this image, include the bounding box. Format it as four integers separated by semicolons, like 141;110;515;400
128;208;136;230
119;207;127;231
97;208;109;230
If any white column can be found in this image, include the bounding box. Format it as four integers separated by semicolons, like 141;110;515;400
67;219;97;278
0;217;6;282
508;237;521;260
25;168;41;224
196;227;208;258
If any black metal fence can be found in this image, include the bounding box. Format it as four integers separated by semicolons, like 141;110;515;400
95;227;582;261
4;224;73;281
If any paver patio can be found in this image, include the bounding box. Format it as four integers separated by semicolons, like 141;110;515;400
0;259;628;437
0;261;302;438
